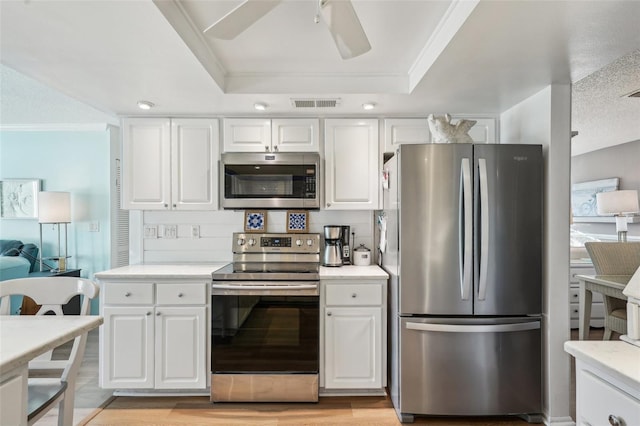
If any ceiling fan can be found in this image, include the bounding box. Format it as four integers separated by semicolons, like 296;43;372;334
203;0;371;60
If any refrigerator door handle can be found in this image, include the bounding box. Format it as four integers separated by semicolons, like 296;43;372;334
405;321;540;333
459;158;473;300
478;158;489;301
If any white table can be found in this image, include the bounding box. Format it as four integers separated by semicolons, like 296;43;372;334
0;316;103;425
576;274;629;340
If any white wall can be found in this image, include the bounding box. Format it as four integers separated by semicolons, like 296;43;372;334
501;84;573;425
130;210;373;264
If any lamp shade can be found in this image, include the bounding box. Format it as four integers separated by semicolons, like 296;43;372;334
38;191;71;223
596;190;640;215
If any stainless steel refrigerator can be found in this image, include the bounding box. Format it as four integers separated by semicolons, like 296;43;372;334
382;144;543;423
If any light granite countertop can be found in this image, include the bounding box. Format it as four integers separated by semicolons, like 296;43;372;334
94;263;229;280
564;340;640;388
319;264;389;280
0;316;103;373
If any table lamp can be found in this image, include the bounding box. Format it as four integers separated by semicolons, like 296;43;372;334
596;190;639;242
38;191;71;272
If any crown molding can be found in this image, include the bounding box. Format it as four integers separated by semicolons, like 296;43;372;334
0;123;111;132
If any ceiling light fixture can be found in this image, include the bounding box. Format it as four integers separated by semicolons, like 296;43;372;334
137;100;154;110
254;102;268;111
362;102;376;110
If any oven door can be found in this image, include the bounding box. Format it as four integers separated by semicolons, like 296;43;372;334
220;152;319;209
211;281;319;402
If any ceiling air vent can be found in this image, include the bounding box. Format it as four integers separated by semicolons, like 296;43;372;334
291;98;341;108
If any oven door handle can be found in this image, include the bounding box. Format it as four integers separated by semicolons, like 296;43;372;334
212;284;318;291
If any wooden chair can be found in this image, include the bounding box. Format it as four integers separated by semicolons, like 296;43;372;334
0;277;99;426
584;242;640;340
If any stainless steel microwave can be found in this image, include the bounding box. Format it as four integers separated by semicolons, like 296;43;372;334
220;152;320;209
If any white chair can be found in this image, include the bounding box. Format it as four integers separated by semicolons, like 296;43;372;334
585;242;640;340
0;277;99;426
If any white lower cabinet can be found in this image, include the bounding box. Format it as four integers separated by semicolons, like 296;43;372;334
100;281;207;390
570;262;603;328
321;280;386;392
576;360;640;426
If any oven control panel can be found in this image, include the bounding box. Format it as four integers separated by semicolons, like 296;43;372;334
233;232;320;254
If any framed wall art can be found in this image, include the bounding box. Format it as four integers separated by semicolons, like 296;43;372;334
244;210;267;233
571;177;619;219
0;179;41;219
286;210;309;233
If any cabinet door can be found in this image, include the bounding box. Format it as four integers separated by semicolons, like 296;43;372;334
155;306;206;389
122;118;171;210
324;119;379;210
271;118;319;152
223;118;271;152
101;306;154;389
324;306;382;389
383;118;430;153
171;119;219;210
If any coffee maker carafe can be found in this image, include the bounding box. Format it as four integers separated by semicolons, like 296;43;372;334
323;225;343;267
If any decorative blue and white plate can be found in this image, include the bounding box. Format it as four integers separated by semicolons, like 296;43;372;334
246;212;265;231
287;211;308;233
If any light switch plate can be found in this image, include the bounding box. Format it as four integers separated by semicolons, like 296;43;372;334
144;225;157;239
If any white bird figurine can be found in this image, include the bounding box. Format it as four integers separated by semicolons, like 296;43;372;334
427;114;477;144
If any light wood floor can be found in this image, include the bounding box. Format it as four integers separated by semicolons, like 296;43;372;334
41;328;609;425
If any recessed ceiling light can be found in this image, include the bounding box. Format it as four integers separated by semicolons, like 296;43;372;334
254;102;268;111
137;100;154;110
362;102;376;110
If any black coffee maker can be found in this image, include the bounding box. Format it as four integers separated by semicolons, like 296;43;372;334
340;225;351;265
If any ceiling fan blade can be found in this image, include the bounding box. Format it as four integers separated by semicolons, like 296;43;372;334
204;0;282;39
319;0;371;59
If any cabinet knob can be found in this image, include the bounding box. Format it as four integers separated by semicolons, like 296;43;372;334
351;293;357;298
156;312;161;316
125;292;131;297
265;146;269;152
273;145;279;152
164;203;168;208
146;311;152;316
173;204;177;208
608;415;622;426
327;312;332;316
327;203;331;207
178;293;184;298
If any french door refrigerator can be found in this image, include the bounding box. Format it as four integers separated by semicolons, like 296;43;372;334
382;144;543;423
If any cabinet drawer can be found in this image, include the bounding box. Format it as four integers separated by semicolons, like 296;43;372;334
569;287;603;304
325;283;382;306
156;283;207;305
103;282;154;305
570;302;605;320
579;369;640;426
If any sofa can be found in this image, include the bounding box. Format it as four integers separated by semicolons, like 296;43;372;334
1;240;39;314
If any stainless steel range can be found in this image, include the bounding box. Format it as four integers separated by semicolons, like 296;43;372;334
210;232;320;403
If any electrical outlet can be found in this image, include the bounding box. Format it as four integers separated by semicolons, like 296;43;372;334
191;225;200;239
89;221;100;232
163;224;177;239
144;225;157;239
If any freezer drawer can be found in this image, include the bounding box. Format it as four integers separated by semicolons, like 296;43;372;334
399;317;541;417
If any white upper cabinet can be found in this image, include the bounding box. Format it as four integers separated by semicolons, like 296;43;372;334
271;118;319;152
171;118;219;210
122;118;219;210
383;118;430;153
324;119;379;210
223;118;319;152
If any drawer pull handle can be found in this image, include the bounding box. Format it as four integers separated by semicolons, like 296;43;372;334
178;293;184;298
608;415;622;426
125;292;131;297
351;293;357;298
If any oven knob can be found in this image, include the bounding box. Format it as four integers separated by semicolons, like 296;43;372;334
295;239;303;246
306;239;314;246
237;238;245;246
248;238;256;246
